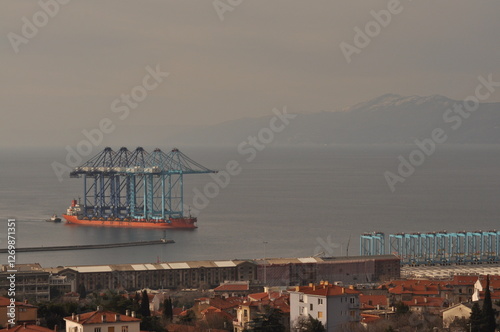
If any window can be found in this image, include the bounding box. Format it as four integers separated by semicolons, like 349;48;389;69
310;304;313;311
94;328;101;332
121;327;128;332
318;311;323;318
244;310;248;318
300;307;305;315
349;297;355;304
299;294;304;302
349;310;356;317
318;298;323;305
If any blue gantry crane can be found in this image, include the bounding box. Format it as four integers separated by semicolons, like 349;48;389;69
360;230;500;265
70;147;216;221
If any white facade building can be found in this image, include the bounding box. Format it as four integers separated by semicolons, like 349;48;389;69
290;282;360;332
64;308;141;332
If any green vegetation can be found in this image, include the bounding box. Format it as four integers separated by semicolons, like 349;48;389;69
481;275;497;332
295;315;326;332
244;306;285;332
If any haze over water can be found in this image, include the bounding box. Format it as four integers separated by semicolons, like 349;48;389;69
1;145;500;267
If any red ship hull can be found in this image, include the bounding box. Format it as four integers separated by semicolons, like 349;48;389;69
62;215;197;229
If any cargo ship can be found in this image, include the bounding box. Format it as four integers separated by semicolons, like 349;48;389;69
62;200;197;229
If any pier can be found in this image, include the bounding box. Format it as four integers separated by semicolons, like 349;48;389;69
0;239;174;253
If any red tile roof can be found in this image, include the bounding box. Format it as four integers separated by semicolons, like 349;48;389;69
200;306;233;321
214;284;249;292
451;275;478;285
359;294;388;309
64;311;141;324
361;314;382;324
166;324;227;332
402;296;446;308
382;279;452;295
476;275;500;290
248;292;269;301
172;308;184;316
0;297;36;308
0;326;53;332
293;284;359;297
207;297;243;310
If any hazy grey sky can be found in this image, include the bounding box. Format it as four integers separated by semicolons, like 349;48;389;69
1;0;500;147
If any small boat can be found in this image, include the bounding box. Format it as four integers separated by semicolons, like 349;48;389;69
45;214;62;222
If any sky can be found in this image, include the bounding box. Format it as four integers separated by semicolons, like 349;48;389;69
1;0;500;148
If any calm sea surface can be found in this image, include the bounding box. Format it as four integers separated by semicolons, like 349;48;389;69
1;145;500;267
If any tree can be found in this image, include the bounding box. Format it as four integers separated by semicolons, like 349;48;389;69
295;315;326;332
481;275;497;332
179;309;196;325
77;283;87;299
140;290;151;317
245;306;285;332
394;301;409;315
163;297;173;322
140;316;165;332
470;301;482;332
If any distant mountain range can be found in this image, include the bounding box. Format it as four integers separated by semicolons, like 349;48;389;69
166;94;500;146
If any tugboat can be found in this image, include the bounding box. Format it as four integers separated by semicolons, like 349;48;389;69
46;214;62;222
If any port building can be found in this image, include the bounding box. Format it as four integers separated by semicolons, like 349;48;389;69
45;255;400;293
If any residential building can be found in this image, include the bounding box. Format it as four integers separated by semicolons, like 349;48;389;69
0;265;50;303
233;291;290;332
191;296;244;321
359;294;389;310
449;275;477;304
441;302;473;329
64;307;140;332
402;296;447;315
472;275;500;301
0;297;38;327
0;325;54;332
442;301;500;329
290;282;361;332
213;281;251;298
380;279;453;304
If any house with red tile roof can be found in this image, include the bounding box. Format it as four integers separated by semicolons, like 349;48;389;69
441;301;500;329
472;275;500;301
360;313;382;325
402;296;448;315
289;281;361;331
64;307;141;332
359;294;389;310
0;325;54;332
213;281;250;298
0;297;38;327
191;296;244;322
380;279;453;304
233;291;290;332
166;324;227;332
